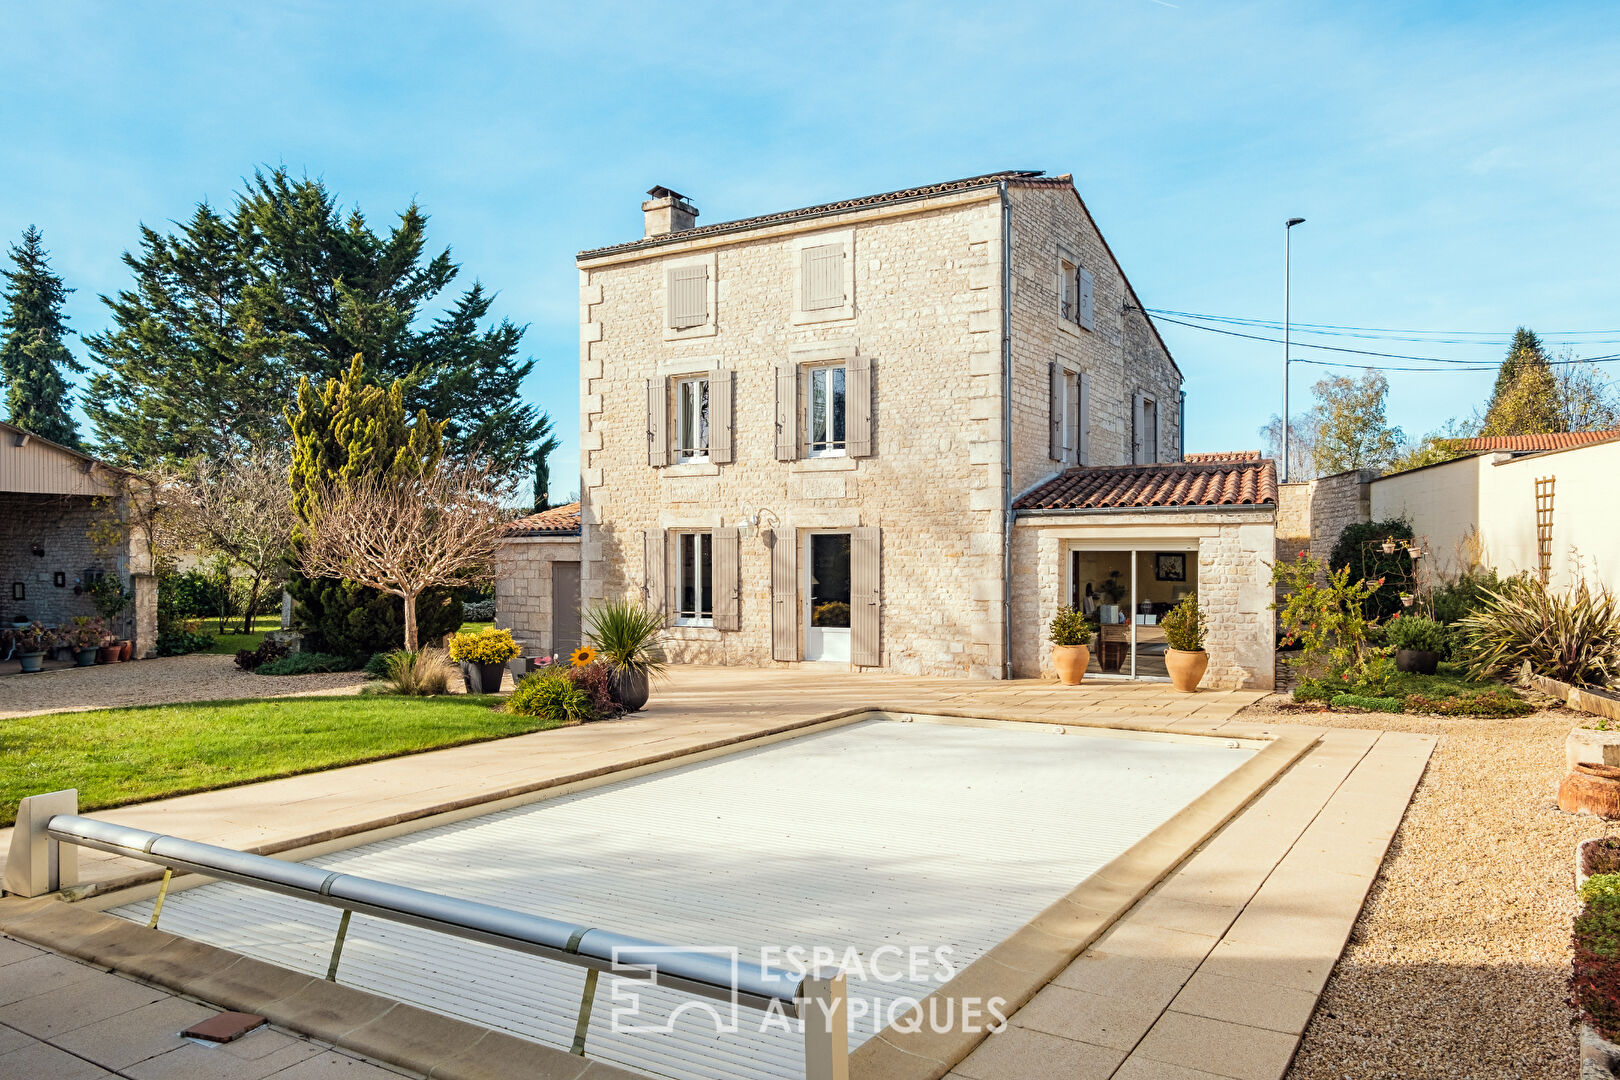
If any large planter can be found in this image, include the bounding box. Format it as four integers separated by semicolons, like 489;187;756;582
459;660;507;695
1051;644;1090;686
98;645;121;664
16;650;45;674
1165;648;1210;693
1395;648;1440;675
610;668;650;712
1560;763;1620;819
118;640;133;662
74;647;99;667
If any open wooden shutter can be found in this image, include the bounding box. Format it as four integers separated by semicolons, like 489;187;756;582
770;532;797;661
1131;392;1146;465
775;364;798;461
846;355;873;457
1049;362;1063;461
642;529;666;617
1078;268;1095;330
709;370;734;464
713;527;740;631
667;265;707;329
801;244;844;310
1078;371;1091;466
851;526;881;668
647;377;669;467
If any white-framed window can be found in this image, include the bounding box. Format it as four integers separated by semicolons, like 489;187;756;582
1059;259;1078;323
675;531;714;625
674;375;710;463
1142;396;1159;463
1061;370;1083;464
805;363;847;456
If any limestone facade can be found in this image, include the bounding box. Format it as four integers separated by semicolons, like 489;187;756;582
493;536;582;657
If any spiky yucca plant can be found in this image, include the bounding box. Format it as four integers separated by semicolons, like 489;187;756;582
583;598;668;679
1456;575;1620;688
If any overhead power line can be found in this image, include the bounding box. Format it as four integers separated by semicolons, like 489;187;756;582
1146;307;1620;342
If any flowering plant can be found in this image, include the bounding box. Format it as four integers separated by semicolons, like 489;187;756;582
64;615;111;650
1272;554;1383;683
5;622;55;653
448;626;519;664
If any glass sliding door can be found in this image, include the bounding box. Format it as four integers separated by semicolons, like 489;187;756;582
1068;545;1199;681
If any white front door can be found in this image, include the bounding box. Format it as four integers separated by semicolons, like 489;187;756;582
804;532;851;663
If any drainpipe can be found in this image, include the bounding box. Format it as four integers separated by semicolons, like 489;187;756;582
1000;182;1014;680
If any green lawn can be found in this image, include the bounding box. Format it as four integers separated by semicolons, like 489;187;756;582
0;695;563;827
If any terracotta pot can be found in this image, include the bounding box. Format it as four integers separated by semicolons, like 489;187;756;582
118;640;133;661
1051;644;1090;686
1560;763;1620;819
1165;648;1209;693
98;645;121;664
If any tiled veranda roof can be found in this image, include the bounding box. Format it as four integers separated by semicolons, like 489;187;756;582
503;502;581;537
1183;450;1262;463
1014;459;1278;512
1448;429;1620;452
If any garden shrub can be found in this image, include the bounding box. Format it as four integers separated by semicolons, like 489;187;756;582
1456;575;1620;688
156;628;214;656
1161;595;1206;652
1573;892;1620;1041
289;578;463;665
462;598;496;622
363;651;393;679
1385;615;1446;654
1429;568;1503;625
1273;553;1384;684
257;651;352;676
1048;607;1093;647
449;626;519;665
1400;690;1534;718
1586;839;1620;879
375;648;452;696
506;670;594;723
564;662;622;719
235;639;290;672
1582;875;1620;906
1329;518;1415;620
1328;693;1404;713
1293;677;1337;704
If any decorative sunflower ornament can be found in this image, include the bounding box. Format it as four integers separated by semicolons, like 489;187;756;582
569;645;597;667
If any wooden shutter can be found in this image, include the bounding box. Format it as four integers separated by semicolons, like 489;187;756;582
1132;392;1146;465
713;527;740;631
709;370;734;464
801;244;844;310
851;526;881;668
642;529;666;617
1078;371;1091;466
775;363;798;461
1049;362;1063;461
667;265;707;329
1078;268;1095;330
647;377;669;467
770;532;797;661
846;355;873;457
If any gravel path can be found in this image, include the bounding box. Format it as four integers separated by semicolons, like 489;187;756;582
0;653;366;719
1243;695;1613;1079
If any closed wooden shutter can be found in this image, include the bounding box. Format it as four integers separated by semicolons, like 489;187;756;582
770;532;797;661
709;369;734;464
1078;371;1091;466
667;265;708;329
713;527;740;631
775;364;798;461
1049;361;1063;461
642;529;666;617
801;244;844;310
1078;268;1095;330
1132;392;1146;465
647;377;669;467
846;355;873;457
851;526;881;668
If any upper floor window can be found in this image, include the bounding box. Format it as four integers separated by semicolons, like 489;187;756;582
1133;392;1160;464
801;244;846;310
667;265;708;329
1058;258;1095;331
806;363;846;456
1049;362;1088;465
791;231;855;325
675;531;714;625
674;375;710;462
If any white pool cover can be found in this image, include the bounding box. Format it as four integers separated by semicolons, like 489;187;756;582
114;716;1254;1080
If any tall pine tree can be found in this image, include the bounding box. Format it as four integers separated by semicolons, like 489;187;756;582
285;355;462;659
1;226;84;447
1480;327;1560;435
88;168;547;476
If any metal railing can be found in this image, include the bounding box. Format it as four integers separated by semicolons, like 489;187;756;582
4;791;849;1080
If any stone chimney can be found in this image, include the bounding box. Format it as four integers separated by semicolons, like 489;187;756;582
642;186;698;237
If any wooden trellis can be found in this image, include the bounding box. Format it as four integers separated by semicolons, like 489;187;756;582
1535;476;1556;584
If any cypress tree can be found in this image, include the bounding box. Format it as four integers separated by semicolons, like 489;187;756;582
1481;327;1560;435
531;432;560;512
1;226;84;447
285;355;462;660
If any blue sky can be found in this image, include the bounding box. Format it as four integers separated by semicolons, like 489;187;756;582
3;1;1618;483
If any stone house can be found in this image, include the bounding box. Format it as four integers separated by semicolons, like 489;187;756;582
493;502;582;660
0;420;157;658
498;171;1279;687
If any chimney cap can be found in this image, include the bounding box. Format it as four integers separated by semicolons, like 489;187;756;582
646;185;690;202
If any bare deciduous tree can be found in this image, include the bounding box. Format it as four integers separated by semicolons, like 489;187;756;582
168;453;298;633
297;461;507;651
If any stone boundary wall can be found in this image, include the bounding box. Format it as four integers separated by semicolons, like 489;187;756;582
1275;469;1372;568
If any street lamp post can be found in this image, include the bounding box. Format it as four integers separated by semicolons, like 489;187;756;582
1282;217;1305;482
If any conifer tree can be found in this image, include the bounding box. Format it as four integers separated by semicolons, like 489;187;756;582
1;226;84;447
1480;327;1560;435
285;356;462;659
531;431;561;512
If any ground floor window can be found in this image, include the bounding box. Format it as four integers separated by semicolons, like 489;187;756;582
676;531;713;624
1069;545;1197;680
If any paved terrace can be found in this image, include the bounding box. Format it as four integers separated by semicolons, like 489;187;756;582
0;667;1432;1080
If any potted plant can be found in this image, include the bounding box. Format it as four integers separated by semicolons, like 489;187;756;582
1386;614;1445;675
448;626;520;694
1160;594;1209;693
1048;606;1094;685
89;574;134;659
583;597;667;712
7;622;54;673
65;616;106;667
1097;570;1128;626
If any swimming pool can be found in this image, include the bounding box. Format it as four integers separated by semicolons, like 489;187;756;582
112;714;1256;1080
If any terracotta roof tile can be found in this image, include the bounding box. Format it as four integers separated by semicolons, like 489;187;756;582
578;171;1061;259
503;502;581;537
1014;460;1278;512
1449;429;1620;452
1183;450;1262;462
